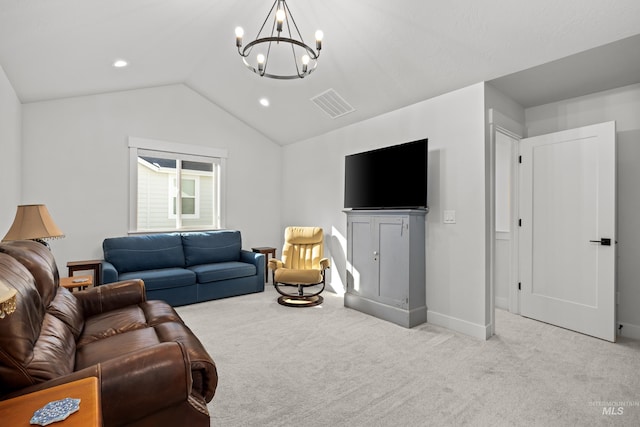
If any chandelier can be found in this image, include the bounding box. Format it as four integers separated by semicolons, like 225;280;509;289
235;0;323;79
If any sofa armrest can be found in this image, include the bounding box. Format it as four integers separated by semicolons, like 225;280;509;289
239;249;261;267
240;250;264;277
320;257;330;270
74;279;146;317
101;260;118;284
2;342;210;426
99;341;209;426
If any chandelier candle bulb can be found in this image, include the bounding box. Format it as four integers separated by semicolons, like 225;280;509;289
276;9;285;32
257;54;266;73
235;27;244;47
302;54;310;73
315;30;323;50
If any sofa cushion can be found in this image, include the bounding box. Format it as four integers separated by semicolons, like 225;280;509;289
78;301;185;349
29;313;76;381
103;233;185;274
181;230;241;267
188;262;256;284
119;267;196;291
76;327;161;370
78;305;149;347
47;287;84;339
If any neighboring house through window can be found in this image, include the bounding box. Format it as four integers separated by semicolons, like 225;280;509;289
129;137;227;232
169;174;199;219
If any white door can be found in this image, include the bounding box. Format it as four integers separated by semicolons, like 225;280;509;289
519;121;616;342
495;130;519;311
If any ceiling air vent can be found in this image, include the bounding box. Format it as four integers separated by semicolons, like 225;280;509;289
310;89;355;119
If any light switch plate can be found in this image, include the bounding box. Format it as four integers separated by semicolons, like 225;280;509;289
443;210;456;224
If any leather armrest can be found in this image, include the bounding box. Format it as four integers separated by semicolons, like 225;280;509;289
98;341;206;426
320;258;330;270
268;259;283;270
74;279;146;317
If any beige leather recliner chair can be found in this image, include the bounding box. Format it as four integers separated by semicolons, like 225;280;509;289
268;227;330;307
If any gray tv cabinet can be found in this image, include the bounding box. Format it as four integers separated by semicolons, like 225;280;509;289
344;209;427;328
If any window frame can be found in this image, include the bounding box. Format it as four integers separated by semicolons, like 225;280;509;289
128;137;227;234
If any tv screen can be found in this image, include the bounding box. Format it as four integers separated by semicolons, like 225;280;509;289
344;138;428;209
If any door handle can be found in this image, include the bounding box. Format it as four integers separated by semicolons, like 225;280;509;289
589;238;611;246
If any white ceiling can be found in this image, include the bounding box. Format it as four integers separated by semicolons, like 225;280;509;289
489;32;640;108
1;0;640;145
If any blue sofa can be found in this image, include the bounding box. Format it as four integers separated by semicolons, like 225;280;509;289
101;230;264;306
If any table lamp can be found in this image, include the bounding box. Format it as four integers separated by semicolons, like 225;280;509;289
2;204;65;248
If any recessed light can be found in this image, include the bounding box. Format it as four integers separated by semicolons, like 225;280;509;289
259;98;270;107
113;59;128;68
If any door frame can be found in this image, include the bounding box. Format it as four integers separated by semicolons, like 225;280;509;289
488;109;524;336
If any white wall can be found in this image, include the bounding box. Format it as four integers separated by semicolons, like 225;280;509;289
0;65;21;232
526;83;640;340
21;84;282;275
281;83;489;339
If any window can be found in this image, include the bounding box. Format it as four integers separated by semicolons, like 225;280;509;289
129;137;227;232
170;175;199;218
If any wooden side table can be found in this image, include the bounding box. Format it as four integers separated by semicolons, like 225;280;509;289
67;260;102;287
0;377;102;427
251;247;276;283
60;275;93;292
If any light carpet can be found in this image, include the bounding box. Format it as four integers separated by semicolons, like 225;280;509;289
176;287;640;426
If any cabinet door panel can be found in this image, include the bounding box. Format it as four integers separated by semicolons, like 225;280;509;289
348;218;376;298
378;218;409;307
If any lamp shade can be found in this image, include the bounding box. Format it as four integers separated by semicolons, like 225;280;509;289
0;280;17;318
2;204;65;242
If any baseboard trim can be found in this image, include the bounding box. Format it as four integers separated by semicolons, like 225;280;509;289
344;294;427;328
427;310;489;340
618;321;640;341
494;297;508;310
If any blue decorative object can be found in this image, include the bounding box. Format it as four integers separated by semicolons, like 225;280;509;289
30;397;81;426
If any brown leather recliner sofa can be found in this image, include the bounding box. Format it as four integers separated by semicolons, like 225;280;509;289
0;240;217;426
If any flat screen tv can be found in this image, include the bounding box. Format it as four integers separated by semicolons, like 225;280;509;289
344;138;428;210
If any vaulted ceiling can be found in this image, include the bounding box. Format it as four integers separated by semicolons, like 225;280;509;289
1;0;640;145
